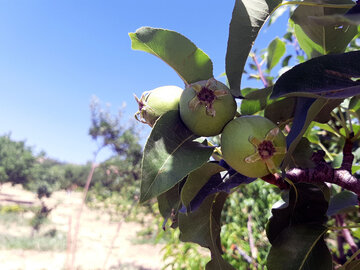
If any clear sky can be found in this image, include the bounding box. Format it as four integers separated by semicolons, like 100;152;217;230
0;0;288;164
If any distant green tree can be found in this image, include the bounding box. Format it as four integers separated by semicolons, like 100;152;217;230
0;134;35;186
88;98;143;201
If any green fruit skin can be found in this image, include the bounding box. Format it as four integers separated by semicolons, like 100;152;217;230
221;116;286;178
179;80;237;136
144;85;183;125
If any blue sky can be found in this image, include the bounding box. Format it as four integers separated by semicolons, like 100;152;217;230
0;1;289;164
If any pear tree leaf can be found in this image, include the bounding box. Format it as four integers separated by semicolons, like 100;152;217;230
181;162;225;212
291;0;358;57
282;98;329;170
265;97;297;125
130;27;213;85
157;182;182;229
267;224;332;270
266;183;329;244
181;168;255;213
338;260;360;270
241;86;273;115
287;138;315;169
266;184;332;269
226;0;282;96
179;192;234;269
327;190;359;216
266;37;286;71
140;111;214;203
271;51;360;100
292;21;324;59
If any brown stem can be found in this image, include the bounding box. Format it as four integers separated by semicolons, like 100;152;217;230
70;161;99;270
336;214;359;258
285;149;360;196
335;215;345;262
341;137;354;172
261;173;289;190
247;215;258;260
231;244;253;264
261;144;360;196
102;199;138;269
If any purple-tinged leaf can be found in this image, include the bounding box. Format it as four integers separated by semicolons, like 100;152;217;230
181;160;255;213
282;98;329;170
327;190;359;216
271;51;360;100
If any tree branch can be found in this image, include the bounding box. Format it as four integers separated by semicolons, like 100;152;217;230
262;139;360;197
250;52;268;88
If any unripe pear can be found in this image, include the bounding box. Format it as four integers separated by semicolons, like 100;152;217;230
221;116;286;178
135;85;183;127
179;78;236;136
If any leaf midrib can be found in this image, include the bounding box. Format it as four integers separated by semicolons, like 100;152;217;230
142;134;195;201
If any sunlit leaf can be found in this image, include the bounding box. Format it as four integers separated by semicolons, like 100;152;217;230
241;86;273;115
266;37;286;71
130;27;213;85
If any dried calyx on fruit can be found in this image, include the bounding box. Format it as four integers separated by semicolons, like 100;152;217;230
179;78;236;136
134;85;183;127
221;115;286;178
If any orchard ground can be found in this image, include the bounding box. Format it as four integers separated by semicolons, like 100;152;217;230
0;183;164;270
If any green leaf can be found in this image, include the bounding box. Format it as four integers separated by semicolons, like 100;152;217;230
282;55;292;67
314;122;341;136
181;162;224;212
179;192;234;269
327;190;359;216
267;225;332;270
264;97;297;125
206;258;235;270
309;13;360;27
129;27;213;85
314;99;343;123
288;138;315;169
240;86;273;115
264;97;341;127
291;0;358;57
157;182;182;228
292;21;327;59
271;51;360;100
339;260;360;270
266;183;329;244
226;0;282;96
349;95;360;118
140;111;214;203
266;37;286;71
